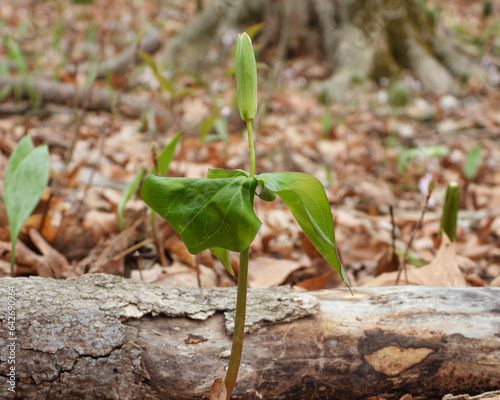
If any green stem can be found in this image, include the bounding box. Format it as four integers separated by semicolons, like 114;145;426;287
10;243;15;277
224;247;249;399
247;120;255;178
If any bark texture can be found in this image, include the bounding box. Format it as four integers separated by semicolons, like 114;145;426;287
0;274;499;400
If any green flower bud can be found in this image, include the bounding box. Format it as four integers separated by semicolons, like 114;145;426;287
236;33;257;122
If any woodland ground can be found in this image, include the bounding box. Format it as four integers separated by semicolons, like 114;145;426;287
0;0;499;291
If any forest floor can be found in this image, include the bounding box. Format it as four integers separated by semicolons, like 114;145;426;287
0;0;499;291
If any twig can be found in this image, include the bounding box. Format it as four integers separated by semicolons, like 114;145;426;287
389;205;397;257
110;238;155;262
396;182;434;285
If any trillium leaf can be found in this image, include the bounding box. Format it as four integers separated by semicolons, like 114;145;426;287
4;136;50;269
207;169;249;179
257;172;350;287
210;247;234;276
256;184;277;202
141;174;261;254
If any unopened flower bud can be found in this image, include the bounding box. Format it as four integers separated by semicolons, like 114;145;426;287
236;33;257;122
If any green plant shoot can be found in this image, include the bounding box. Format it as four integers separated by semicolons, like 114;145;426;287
440;181;460;242
117;166;147;231
397;145;450;174
4;136;50;275
141;32;348;399
156;131;181;176
463;144;482;181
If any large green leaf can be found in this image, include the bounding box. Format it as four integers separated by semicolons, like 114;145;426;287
141;174;261;254
205;169;248;275
257;172;349;287
4;136;50;268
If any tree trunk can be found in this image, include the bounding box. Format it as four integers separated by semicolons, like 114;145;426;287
1;274;499;400
165;0;485;99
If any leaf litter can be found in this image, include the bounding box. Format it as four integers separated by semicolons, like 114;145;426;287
0;0;499;291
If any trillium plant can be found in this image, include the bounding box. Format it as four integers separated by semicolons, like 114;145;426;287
141;32;350;399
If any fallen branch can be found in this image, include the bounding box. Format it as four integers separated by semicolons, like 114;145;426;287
0;29;163;118
0;76;152;118
0;274;499;399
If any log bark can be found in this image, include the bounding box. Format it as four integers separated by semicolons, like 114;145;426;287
0;274;499;400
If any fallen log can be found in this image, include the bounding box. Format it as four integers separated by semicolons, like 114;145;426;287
0;274;499;400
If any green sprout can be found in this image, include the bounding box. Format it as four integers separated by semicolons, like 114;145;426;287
463;144;483;181
4;136;50;276
141;32;349;399
440;182;460;242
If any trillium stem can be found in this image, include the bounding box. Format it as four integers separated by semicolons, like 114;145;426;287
247;120;255;178
224;246;249;399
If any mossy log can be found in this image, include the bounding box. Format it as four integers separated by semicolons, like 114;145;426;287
0;274;499;400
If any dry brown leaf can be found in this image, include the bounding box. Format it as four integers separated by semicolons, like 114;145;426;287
374;248;400;277
0;239;53;277
491;276;500;287
52;214;100;261
459;244;495;260
164;235;196;267
464;272;486;287
149;261;218;288
294;271;332;291
209;378;227;400
363;235;467;287
29;228;68;278
83;210;120;237
0;259;10;277
130;264;165;282
86;217;142;275
477;216;497;245
248;257;304;288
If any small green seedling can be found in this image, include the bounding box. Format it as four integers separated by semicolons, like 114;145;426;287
141;33;349;399
463;144;483;181
387;80;413;107
4;36;38;108
440;181;460;242
397;145;450;175
118;132;181;231
461;144;483;208
4;136;50;275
